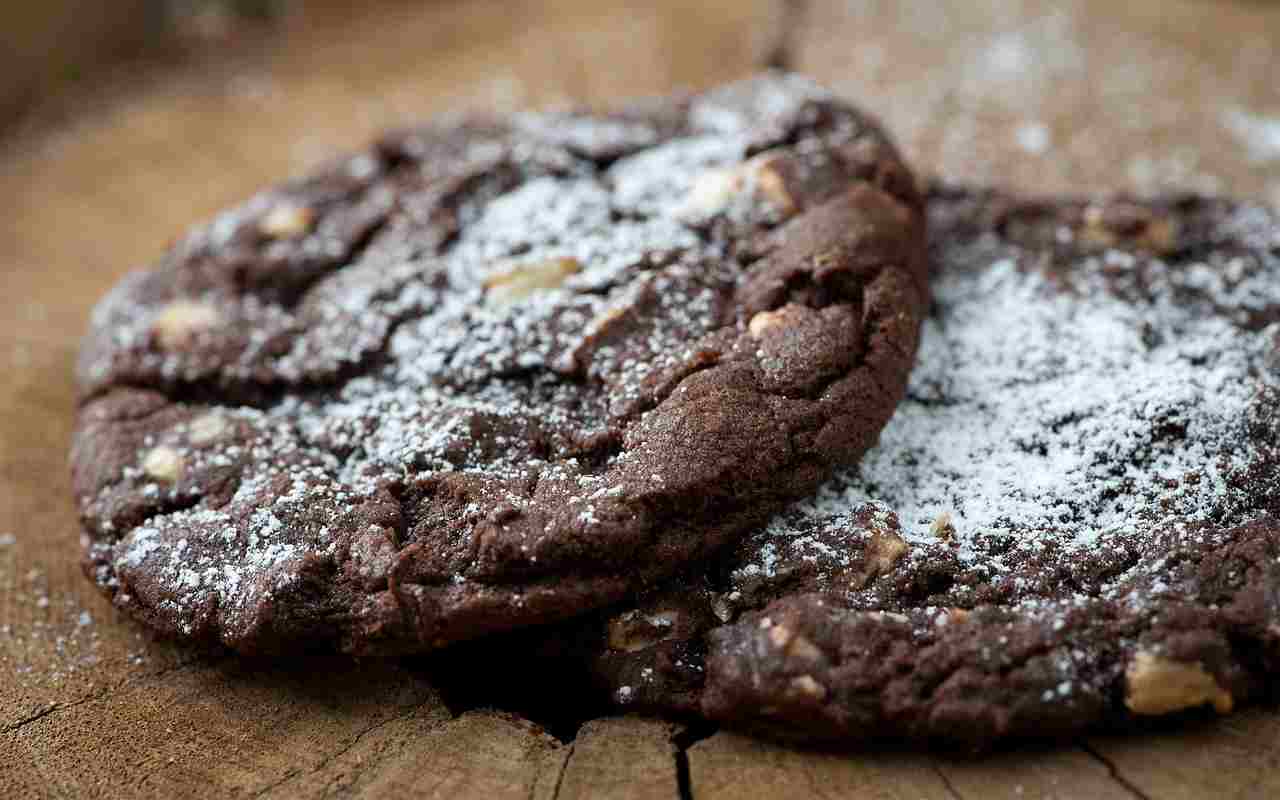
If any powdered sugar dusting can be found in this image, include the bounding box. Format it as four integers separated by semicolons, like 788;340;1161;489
859;258;1262;553
735;200;1279;592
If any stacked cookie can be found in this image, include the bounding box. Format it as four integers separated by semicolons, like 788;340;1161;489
72;74;1280;748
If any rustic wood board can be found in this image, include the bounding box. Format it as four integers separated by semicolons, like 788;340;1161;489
3;1;1279;797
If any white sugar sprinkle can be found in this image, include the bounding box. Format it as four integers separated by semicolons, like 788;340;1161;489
736;203;1278;593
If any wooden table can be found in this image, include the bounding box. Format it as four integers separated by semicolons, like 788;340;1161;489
4;1;1279;797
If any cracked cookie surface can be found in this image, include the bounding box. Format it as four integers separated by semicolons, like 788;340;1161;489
502;185;1280;748
71;73;927;654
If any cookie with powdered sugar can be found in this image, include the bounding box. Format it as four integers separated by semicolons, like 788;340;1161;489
486;185;1280;748
70;74;927;654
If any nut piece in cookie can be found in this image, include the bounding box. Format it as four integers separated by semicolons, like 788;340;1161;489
608;609;682;653
679;151;797;220
929;511;955;542
1124;651;1233;715
150;300;222;351
747;306;798;338
484;256;581;305
1079;203;1179;253
860;528;909;585
141;445;184;483
765;622;824;664
748;153;799;216
259;203;317;239
788;674;827;701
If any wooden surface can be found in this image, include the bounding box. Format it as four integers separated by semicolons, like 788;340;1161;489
3;1;1280;797
0;1;157;126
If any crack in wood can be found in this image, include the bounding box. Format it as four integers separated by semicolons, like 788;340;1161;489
672;723;718;800
2;658;213;733
674;747;693;800
247;768;301;799
249;697;436;799
3;703;60;734
932;763;965;800
547;739;575;800
1079;743;1152;800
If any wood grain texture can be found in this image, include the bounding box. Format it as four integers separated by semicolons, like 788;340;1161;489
313;711;565;800
1084;709;1280;800
556;717;682;800
687;732;954;800
935;747;1137;800
2;1;1279;797
13;659;448;798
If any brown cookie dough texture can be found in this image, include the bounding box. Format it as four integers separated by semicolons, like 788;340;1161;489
510;187;1280;749
71;73;928;655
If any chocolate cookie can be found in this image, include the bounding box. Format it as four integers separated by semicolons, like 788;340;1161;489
508;185;1280;748
70;74;928;655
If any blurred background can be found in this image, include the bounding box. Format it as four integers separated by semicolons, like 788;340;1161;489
5;0;1279;204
